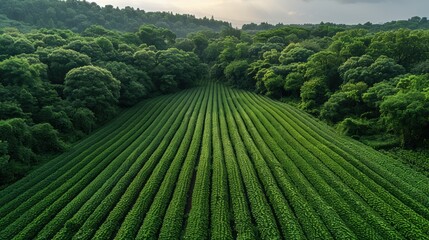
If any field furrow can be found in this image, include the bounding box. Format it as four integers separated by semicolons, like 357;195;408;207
0;83;428;239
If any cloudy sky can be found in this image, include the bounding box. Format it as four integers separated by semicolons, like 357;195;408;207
91;0;427;27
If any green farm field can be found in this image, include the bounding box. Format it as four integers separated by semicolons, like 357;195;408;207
0;83;428;239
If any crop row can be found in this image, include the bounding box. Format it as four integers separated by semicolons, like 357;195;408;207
209;83;233;240
182;84;213;239
0;88;198;239
0;83;428;239
157;86;209;239
90;88;203;240
53;90;198;240
0;98;159;216
0;96;174;239
235;88;388;239
239;87;429;238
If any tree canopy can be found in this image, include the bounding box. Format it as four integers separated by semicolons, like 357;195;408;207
0;0;231;37
64;66;121;122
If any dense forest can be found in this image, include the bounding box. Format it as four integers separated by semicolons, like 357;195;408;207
0;0;428;185
0;0;230;37
243;16;429;32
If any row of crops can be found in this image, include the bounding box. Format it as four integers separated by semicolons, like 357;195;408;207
0;83;428;239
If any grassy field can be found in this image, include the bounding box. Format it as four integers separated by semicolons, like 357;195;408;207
0;83;428;239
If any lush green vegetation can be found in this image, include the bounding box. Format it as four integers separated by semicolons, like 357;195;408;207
209;25;429;151
243;16;429;32
0;0;230;37
382;148;429;176
0;83;428;239
0;23;207;185
0;1;428;236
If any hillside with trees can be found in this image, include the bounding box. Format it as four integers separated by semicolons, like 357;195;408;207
243;16;429;32
0;0;230;37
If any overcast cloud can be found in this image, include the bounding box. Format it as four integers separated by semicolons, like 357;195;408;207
90;0;428;27
302;0;384;3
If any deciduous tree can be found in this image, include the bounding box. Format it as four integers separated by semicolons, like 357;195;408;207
64;66;120;122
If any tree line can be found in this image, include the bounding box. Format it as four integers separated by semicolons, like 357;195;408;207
243;16;429;32
0;0;230;37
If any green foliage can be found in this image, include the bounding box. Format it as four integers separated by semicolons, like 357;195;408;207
337;117;372;137
189;32;209;57
279;46;314;65
254;26;310;43
159;75;178;93
320;82;368;123
137;25;176;50
262;49;281;64
329;29;369;58
220;27;242;39
411;60;429;74
154;48;206;90
396;74;429;91
247;60;271;93
0;140;9;168
35;106;73;133
0;57;41;87
11;38;34;55
217;37;243;63
0;33;14;55
368;29;429;68
248;42;284;60
94;37;115;60
2;9;429;238
224;60;251;88
42;34;66;47
367;56;405;84
64;66;120;122
203;25;429;149
0;0;230;37
0;101;27;120
385;148;429;176
360;134;401;150
101;61;153;106
47;48;91;84
202;40;224;63
284;72;305;97
0;118;33;164
305;50;342;90
300;78;329;114
30;123;65;153
182;87;212;240
362;80;398;109
380;91;429;148
70;107;95;134
174;38;195;52
0;13;211;187
262;69;284;98
133;49;156;72
63;40;103;60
